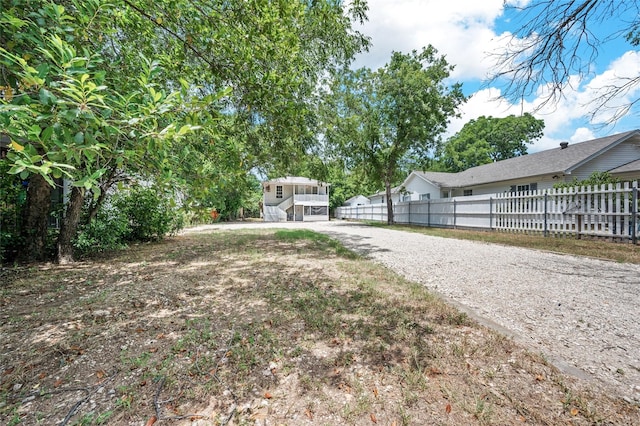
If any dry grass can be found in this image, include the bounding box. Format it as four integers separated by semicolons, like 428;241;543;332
0;229;638;425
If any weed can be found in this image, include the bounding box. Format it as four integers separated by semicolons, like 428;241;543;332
95;410;114;425
6;410;22;426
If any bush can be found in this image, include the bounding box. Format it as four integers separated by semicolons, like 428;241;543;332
114;187;183;242
0;161;26;264
74;186;184;257
74;204;130;256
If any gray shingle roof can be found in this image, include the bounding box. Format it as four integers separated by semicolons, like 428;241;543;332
415;130;640;188
609;159;640;174
370;186;402;197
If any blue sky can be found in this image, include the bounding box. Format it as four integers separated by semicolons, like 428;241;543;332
351;0;640;153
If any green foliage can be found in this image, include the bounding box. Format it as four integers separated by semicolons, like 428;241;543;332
320;46;466;222
74;205;130;256
74;186;186;256
113;187;183;242
1;0;370;262
553;171;620;189
435;114;545;172
0;160;26;263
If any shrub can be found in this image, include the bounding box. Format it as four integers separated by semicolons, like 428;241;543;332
0;161;26;264
74;186;184;256
114;187;183;242
74;204;130;256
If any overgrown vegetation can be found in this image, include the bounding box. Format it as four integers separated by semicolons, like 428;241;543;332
73;186;184;257
0;161;25;263
1;229;638;425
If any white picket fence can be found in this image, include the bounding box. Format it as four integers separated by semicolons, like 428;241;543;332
335;182;640;242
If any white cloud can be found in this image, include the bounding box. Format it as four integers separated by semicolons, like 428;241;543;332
352;0;507;80
351;0;639;154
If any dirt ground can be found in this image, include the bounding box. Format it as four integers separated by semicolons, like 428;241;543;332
1;229;639;425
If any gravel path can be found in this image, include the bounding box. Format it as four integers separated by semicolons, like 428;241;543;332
188;220;640;403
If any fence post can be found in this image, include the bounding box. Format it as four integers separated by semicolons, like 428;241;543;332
408;201;411;225
544;192;548;237
489;197;493;230
453;199;457;229
633;182;638;244
427;199;431;227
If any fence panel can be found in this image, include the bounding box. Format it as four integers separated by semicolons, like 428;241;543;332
333;181;639;241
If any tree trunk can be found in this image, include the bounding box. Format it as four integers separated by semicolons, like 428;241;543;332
19;174;52;262
385;180;394;225
87;167;118;223
57;186;85;264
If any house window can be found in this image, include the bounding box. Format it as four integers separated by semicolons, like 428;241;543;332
420;193;430;200
510;183;537;193
402;194;412;202
276;185;283;198
304;206;327;216
463;189;473;196
442;191;450;198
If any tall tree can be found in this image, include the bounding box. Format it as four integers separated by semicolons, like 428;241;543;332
436;114;545;172
1;0;370;263
0;4;197;262
489;1;640;123
321;46;466;224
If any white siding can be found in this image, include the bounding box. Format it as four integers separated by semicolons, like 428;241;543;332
402;174;440;200
344;195;370;206
455;175;559;196
369;193;402;204
571;141;640;180
263;184;294;206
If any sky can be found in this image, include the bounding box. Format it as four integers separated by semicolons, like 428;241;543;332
350;0;640;153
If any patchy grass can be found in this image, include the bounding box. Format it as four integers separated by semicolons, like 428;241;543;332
365;221;640;264
0;229;638;425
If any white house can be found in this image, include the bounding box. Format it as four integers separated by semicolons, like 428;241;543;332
367;186;404;204
262;176;330;222
343;195;370;206
400;130;640;199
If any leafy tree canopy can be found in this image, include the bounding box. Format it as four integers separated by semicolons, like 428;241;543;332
0;0;370;262
435;113;545;172
320;46;466;223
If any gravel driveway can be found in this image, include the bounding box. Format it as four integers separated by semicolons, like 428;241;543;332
189;220;640;404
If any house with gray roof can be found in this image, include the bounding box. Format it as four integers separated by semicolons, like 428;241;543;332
397;129;640;199
367;185;405;204
343;194;371;206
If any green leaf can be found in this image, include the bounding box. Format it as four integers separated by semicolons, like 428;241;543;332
39;88;57;106
41;126;54;142
8;165;25;175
